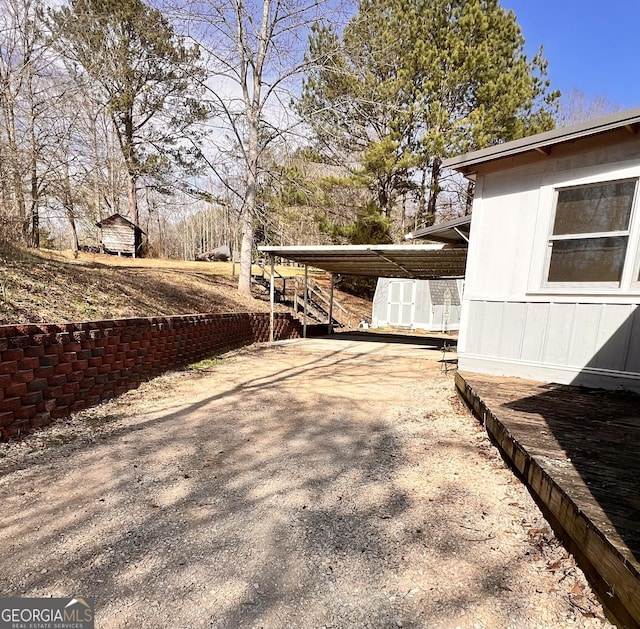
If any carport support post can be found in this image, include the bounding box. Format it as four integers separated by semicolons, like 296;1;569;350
327;273;335;335
303;265;308;338
269;255;275;343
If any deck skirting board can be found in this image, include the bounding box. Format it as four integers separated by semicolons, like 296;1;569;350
455;371;640;629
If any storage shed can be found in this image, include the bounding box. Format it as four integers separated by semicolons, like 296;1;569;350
371;278;463;332
447;106;640;392
370;215;471;332
96;213;144;257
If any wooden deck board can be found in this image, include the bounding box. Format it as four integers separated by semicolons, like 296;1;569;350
456;371;640;628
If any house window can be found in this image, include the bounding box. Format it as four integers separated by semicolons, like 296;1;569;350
547;180;637;284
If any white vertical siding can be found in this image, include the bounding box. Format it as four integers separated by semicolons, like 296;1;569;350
543;303;575;365
461;300;640;388
497;302;527;359
520;303;550;363
593;304;634;371
567;304;602;366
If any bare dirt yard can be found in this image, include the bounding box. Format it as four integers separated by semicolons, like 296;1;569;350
0;337;614;629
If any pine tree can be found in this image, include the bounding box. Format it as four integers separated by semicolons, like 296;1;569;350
299;0;559;230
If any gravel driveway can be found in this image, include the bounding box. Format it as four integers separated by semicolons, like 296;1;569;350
0;337;613;628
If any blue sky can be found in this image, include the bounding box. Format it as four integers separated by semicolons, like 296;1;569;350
500;1;640;110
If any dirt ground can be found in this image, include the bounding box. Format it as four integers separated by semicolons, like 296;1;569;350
0;245;372;326
0;337;614;629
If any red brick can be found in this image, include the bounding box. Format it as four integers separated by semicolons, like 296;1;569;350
14;405;36;420
0;361;18;375
0;412;15;427
57;394;75;407
79;377;95;390
48;374;67;387
54;363;73;375
40;354;59;367
27;378;48;392
2;349;24;361
24;346;45;358
50;406;70;419
34;366;55;379
0;397;21;412
22;391;43;405
67;371;84;383
71;360;89;371
18;357;40;370
13;370;35;384
43;386;63;400
4;383;27;398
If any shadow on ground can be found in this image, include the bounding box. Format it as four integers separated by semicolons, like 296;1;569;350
0;342;578;628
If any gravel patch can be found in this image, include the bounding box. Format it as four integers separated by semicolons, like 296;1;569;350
0;339;615;628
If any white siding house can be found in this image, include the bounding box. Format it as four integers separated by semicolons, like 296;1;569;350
447;107;640;392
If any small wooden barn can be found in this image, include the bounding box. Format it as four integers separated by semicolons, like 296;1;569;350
96;213;144;257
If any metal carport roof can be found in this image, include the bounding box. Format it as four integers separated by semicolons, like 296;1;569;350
405;215;471;243
258;244;467;279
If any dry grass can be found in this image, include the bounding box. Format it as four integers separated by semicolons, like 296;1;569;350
0;244;372;326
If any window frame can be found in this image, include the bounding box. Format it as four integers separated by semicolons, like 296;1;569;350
541;177;640;290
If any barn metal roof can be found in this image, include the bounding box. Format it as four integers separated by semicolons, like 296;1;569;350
443;106;640;174
258;244;467;279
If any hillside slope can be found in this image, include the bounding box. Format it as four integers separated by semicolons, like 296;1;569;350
0;245;372;326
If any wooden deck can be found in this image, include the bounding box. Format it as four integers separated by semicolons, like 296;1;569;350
456;371;640;629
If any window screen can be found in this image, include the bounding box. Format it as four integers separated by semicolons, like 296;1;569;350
547;180;637;284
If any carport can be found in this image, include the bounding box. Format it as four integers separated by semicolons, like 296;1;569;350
257;243;468;340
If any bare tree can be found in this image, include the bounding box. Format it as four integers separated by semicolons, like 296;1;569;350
0;0;56;245
177;0;340;294
558;88;622;126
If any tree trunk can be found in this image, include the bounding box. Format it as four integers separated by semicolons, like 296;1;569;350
465;179;475;215
238;206;254;295
28;132;39;248
417;164;427;226
426;156;441;226
237;51;261;295
127;170;139;228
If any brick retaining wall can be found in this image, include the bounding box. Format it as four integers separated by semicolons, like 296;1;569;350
0;312;302;440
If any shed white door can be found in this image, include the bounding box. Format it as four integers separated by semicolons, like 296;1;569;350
387;280;415;327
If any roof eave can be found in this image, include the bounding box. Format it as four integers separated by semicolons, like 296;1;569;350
443;106;640;174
